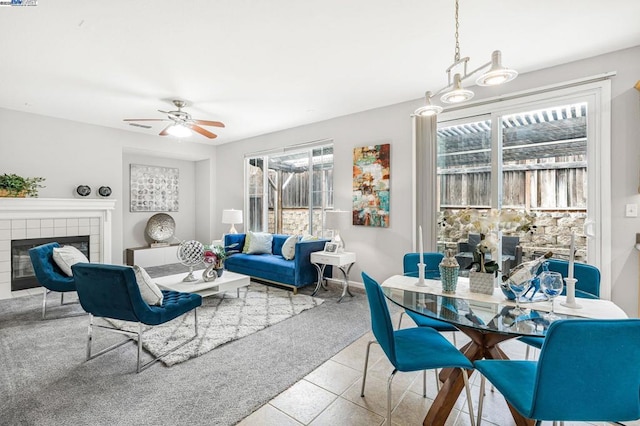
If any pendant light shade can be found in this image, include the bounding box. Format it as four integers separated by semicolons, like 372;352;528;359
440;74;475;104
476;50;519;86
414;91;444;116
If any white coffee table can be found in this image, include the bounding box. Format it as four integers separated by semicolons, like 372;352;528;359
155;269;250;298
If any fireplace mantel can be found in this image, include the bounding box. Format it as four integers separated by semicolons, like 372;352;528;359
0;198;116;299
0;198;115;219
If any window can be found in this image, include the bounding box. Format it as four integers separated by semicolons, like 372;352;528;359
438;102;588;270
245;142;333;236
422;77;612;297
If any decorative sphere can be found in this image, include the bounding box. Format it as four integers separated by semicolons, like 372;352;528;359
177;240;205;267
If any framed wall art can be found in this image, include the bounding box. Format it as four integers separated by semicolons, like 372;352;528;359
130;164;179;212
352;143;390;227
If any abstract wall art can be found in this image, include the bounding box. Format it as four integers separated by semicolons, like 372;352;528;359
352;143;390;227
130;164;179;212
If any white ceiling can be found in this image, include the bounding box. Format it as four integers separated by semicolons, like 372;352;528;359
1;0;639;145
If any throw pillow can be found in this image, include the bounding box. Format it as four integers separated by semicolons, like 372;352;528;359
133;265;164;306
244;231;273;254
281;235;299;260
300;234;318;241
52;245;89;276
242;232;252;253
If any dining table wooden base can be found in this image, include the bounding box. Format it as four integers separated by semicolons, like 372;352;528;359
424;324;535;426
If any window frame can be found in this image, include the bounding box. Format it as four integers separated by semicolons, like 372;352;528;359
427;77;612;298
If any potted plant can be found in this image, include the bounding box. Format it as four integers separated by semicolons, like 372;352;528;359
0;173;46;197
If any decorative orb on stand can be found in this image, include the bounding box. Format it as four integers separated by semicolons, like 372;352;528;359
177;240;205;282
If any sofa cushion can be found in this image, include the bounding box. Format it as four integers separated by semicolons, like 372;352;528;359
243;231;273;254
281;235;298;260
225;253;296;281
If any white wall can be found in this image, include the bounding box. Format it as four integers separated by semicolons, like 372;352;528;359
215;45;640;317
121;153;197;251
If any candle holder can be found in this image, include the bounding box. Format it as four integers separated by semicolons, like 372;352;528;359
560;277;582;309
416;263;427;286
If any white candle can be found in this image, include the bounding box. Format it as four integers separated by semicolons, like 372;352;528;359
568;232;575;280
418;225;424;264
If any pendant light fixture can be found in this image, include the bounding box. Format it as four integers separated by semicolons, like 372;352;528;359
414;0;518;116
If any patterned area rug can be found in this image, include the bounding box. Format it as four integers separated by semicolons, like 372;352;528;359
106;283;323;366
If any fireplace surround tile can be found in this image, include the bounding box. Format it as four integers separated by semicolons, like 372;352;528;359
0;198;115;299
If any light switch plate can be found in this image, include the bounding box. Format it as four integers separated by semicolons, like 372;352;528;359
625;203;638;217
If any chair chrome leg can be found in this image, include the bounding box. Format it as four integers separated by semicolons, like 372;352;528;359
462;369;475;426
137;322;143;373
422;370;427;397
397;311;405;329
452;331;457;346
478;374;486;426
87;314;94;359
386;369;397;426
42;287;48;319
360;340;377;397
525;345;531;360
434;368;441;391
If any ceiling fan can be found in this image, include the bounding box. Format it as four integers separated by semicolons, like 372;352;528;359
124;100;225;139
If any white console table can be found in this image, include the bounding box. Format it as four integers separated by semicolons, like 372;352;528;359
125;244;179;268
310;251;356;302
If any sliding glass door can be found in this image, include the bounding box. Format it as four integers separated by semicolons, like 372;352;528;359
437;101;592;267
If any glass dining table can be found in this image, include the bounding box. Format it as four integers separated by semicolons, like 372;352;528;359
381;274;627;426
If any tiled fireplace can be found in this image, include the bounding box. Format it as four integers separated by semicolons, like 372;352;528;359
0;198;115;299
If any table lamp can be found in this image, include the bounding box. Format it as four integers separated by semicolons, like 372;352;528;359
324;210;349;252
222;209;243;234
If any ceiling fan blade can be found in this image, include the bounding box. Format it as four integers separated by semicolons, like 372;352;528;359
191;119;225;128
123;119;169;122
187;124;217;139
159;125;172;136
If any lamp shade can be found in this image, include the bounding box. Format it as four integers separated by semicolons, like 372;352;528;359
222;209;243;224
324;210;349;229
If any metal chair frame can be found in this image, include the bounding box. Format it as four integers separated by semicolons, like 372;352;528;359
86;309;199;373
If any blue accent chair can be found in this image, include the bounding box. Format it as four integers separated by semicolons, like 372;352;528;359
519;259;601;358
475;319;640;425
399;253;458;340
360;272;476;426
72;263;202;373
28;242;78;319
399;252;459;392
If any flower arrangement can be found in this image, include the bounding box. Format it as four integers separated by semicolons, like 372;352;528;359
204;244;227;268
203;242;240;268
440;207;534;235
440;207;534;274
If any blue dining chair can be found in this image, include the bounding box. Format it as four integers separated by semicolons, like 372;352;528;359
29;242;78;319
72;263;202;373
360;272;476;426
519;259;601;359
475;319;640;425
399;253;458;344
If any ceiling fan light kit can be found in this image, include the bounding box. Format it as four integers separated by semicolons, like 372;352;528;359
414;0;518;116
124;99;225;139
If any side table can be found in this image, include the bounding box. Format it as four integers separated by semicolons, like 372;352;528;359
310;251;356;302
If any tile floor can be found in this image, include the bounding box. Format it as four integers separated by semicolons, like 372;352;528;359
238;310;639;426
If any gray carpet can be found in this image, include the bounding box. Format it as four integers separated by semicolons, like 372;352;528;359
0;265;371;426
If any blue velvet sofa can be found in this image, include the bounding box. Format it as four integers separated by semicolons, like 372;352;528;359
223;233;331;293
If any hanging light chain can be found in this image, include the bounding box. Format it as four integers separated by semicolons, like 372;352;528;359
454;0;460;62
